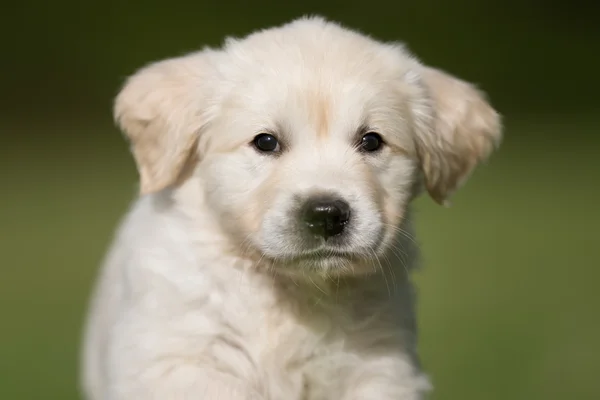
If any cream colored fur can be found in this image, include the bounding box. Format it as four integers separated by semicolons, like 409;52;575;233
81;16;501;400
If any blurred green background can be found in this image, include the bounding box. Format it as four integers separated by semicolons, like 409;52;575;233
1;1;599;399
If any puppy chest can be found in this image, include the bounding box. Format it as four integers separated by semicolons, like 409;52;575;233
217;297;370;400
249;312;352;400
204;271;413;399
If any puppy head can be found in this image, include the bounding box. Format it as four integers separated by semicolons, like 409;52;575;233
115;17;501;276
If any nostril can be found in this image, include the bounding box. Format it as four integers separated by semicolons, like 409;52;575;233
332;199;351;223
302;196;351;239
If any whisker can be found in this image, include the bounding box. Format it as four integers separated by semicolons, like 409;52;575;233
368;247;391;298
380;222;420;247
380;251;398;296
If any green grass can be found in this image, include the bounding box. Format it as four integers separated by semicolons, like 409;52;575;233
0;114;598;399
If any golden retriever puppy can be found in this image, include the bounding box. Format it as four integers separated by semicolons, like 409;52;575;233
81;16;501;400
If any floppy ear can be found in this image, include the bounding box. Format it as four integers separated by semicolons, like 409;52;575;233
114;51;217;194
413;67;502;205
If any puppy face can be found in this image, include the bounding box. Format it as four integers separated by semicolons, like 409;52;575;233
201;68;417;275
115;17;502;275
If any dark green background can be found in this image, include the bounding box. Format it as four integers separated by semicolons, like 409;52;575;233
1;1;599;399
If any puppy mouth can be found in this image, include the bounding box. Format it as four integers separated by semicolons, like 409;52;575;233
274;245;366;264
294;248;357;260
263;246;378;276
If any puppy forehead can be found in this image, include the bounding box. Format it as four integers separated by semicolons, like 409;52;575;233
224;22;412;95
227;70;405;130
214;21;418;143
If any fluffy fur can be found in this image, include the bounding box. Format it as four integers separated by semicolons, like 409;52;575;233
81;16;502;400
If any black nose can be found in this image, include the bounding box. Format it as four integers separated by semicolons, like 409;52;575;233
302;196;351;239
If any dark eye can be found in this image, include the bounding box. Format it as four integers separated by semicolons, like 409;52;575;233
360;132;383;152
253;133;280;153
